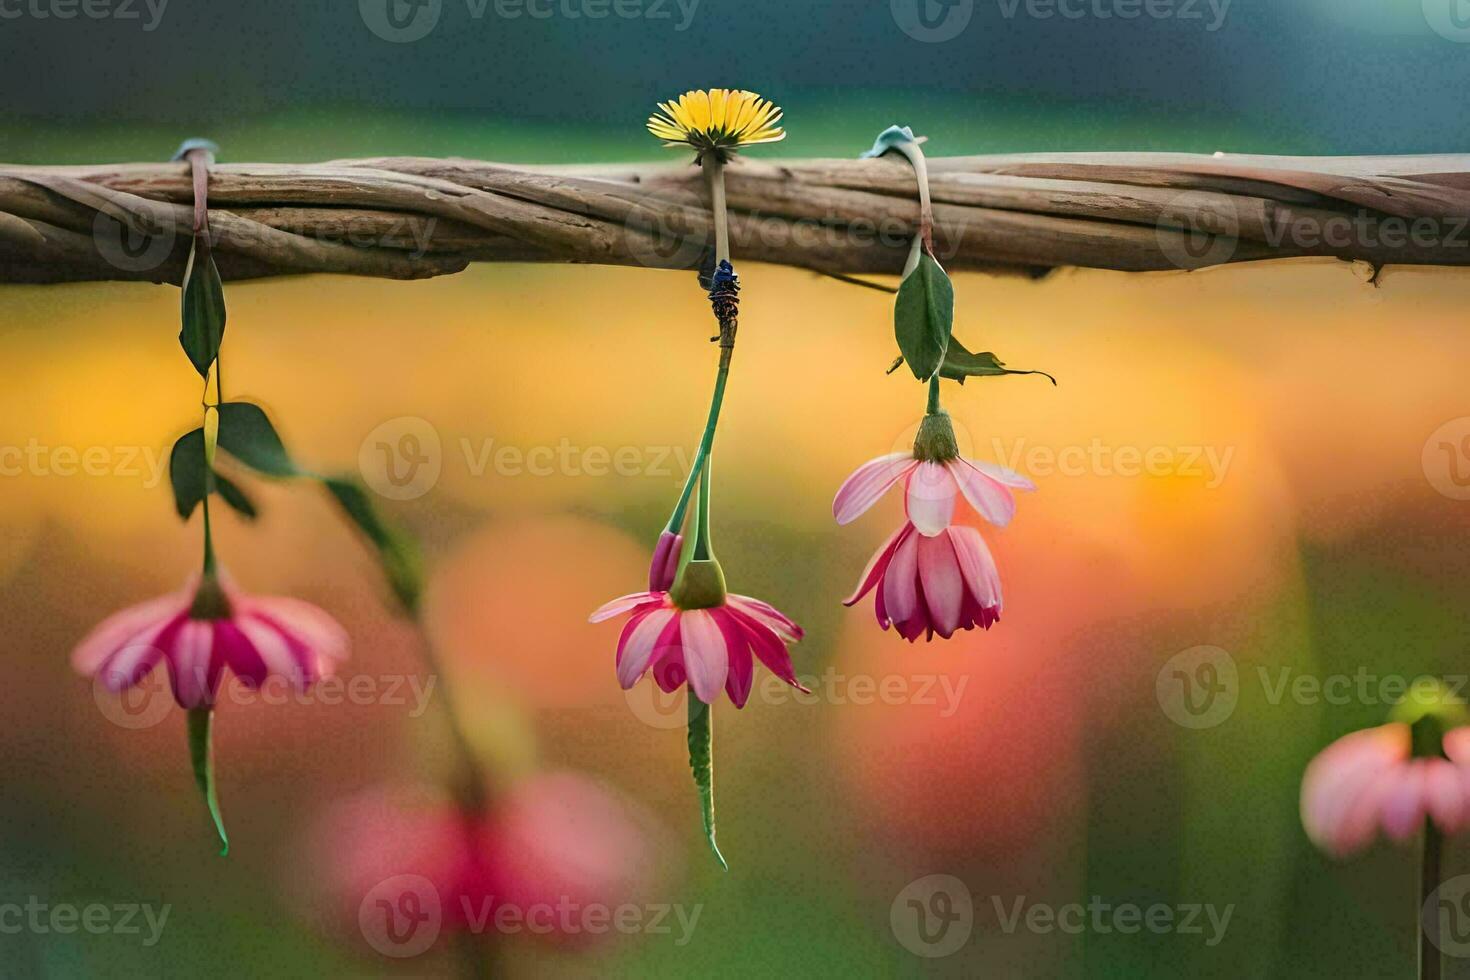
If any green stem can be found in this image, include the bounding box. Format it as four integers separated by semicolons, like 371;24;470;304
693;454;713;561
1422;820;1442;980
663;328;733;538
200;360;222;576
926;375;942;415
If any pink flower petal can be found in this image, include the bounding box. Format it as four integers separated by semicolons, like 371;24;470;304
1424;759;1467;835
726;594;803;641
843;522;912;607
72;593;187;675
881;529;921;625
615;607;676;688
916;532;963;638
713;609;754;708
948;459;1018;527
905;462;957;536
166;619;222;709
963;457;1036;491
727;607;808;692
833;454;917;525
679;610;729;704
947;524;1002;611
1380;762;1430;842
590;591;661;623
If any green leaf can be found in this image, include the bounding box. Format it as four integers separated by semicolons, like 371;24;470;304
939;338;1057;386
217;402;299;477
687;698;727;870
893;252;953;382
322;476;424;615
179;239;226;378
169;428;207;519
213;472;258;520
187;707;229;856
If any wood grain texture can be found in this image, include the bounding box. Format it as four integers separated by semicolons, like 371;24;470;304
3;152;1469;285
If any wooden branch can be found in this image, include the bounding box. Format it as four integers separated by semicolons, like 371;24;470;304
3;151;1469;285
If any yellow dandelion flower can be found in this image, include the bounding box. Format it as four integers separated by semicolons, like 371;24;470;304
647;89;785;158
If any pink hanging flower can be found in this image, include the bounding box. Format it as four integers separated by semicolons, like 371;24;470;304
844;520;1002;642
1300;721;1470;858
833;450;1034;535
590;590;807;707
72;573;348;709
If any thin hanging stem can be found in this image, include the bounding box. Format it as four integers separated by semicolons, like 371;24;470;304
693;454;713;561
1422;821;1443;980
663;153;738;537
200;359;222;576
708;156;730;266
926;375;942;415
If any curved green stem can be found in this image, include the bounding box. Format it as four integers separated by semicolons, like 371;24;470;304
664;355;730;536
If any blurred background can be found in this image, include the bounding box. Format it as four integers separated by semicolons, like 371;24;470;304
4;1;1470;977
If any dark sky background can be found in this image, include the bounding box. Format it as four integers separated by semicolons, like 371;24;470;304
1;0;1466;155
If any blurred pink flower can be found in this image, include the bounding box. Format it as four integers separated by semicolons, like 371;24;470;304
589;591;806;706
832;451;1033;535
1301;722;1470;857
71;574;347;709
844;520;1002;642
304;772;665;949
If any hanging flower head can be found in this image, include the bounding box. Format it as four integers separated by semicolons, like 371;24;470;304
833;418;1035;537
647;88;785;160
592;581;806;708
74;573;348;710
1301;681;1470;858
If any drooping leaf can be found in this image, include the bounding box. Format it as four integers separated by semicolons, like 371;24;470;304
321;476;424;615
187;707;229;856
687;698;727;870
939;338;1057;386
213;472;258;520
893;252;953;382
179;239;226;378
169;428;207;519
217;402;299;477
